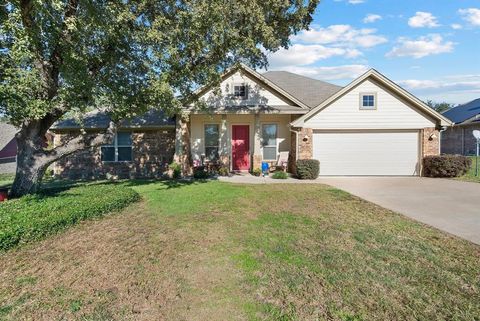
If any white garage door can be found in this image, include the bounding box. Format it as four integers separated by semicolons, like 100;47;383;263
313;131;420;176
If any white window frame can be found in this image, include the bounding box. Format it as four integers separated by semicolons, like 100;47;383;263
204;123;220;161
261;123;278;161
360;93;377;110
101;132;133;162
233;83;248;100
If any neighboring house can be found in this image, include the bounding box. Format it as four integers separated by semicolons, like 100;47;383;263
0;122;18;174
441;98;480;155
52;64;451;179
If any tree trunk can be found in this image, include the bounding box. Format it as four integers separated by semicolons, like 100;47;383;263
10;136;50;198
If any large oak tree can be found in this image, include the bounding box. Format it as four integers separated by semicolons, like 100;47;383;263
0;0;318;197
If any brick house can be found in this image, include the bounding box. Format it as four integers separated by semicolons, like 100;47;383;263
441;99;480;155
52;65;451;178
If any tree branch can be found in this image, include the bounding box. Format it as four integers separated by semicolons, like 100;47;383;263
44;121;117;163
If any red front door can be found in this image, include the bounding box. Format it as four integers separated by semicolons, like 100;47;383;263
232;125;250;170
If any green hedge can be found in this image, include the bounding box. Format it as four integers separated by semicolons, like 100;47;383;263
296;159;320;179
0;184;139;251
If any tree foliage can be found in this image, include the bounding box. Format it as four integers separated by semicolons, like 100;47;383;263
0;0;319;196
1;0;318;125
426;100;455;113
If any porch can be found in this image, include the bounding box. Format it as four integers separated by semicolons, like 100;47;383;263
176;113;300;172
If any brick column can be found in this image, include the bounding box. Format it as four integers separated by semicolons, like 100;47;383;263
252;113;262;170
174;113;192;175
422;127;440;156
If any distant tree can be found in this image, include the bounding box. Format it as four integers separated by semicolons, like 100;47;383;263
426;100;455;113
0;0;319;197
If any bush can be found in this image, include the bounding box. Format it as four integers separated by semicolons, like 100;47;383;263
193;166;210;179
217;166;230;177
296;159;320;179
423;155;472;178
271;171;288;179
168;162;182;179
0;184;139;251
251;168;262;177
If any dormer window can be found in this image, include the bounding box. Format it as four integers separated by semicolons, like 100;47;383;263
360;93;376;110
233;84;247;99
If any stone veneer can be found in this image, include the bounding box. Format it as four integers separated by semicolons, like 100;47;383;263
422;127;440;157
289;127;313;173
54;129;175;179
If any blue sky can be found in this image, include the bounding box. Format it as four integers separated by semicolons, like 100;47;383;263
264;0;480;104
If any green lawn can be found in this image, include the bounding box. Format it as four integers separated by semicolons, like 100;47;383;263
0;181;479;320
0;173;14;188
457;156;480;183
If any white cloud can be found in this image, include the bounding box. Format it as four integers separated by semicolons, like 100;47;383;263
363;14;382;23
267;44;361;68
398;74;480;103
451;23;463;30
408;12;440;28
459;8;480;26
277;65;370;81
386;34;454;59
294;25;388;48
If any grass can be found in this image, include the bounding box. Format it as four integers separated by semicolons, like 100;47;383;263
0;173;14;188
0;181;479;320
457;156;480;182
0;183;139;251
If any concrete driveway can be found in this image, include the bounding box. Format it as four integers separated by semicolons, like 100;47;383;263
318;177;480;245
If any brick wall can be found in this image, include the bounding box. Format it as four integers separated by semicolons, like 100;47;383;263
289;127;313;173
54;129;175;179
422;127;440;157
441;124;480;155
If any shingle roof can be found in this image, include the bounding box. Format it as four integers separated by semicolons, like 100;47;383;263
52;109;175;130
262;71;342;109
443;98;480;124
0;122;17;150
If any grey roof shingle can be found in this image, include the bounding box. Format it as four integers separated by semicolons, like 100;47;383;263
443;98;480;124
0;123;17;150
262;71;342;109
52;109;175;130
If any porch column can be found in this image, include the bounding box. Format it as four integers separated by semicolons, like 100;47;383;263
253;113;262;170
219;114;229;166
174;113;192;175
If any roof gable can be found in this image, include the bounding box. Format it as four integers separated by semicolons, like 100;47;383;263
0;123;17;150
190;64;310;111
291;69;452;127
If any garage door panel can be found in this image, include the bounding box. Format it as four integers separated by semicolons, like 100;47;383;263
313;132;419;176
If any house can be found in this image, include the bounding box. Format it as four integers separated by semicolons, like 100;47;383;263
52;64;451;178
0;122;18;174
441;98;480;155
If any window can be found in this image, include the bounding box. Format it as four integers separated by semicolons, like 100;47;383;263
262;124;277;160
233;84;247;99
101;132;132;162
360;93;376;110
204;124;220;161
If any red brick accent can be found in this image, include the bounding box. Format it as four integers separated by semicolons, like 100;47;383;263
54;129;175;179
422;127;440;156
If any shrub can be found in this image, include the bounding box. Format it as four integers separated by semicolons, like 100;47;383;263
271;171;288;179
296;159;320;179
0;184;139;251
168;162;182;179
217;166;230;177
252;168;262;177
193;166;210;179
423;155;472;178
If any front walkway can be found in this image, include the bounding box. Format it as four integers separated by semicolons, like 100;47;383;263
219;174;480;245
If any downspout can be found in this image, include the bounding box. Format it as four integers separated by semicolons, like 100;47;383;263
438;125;448;155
